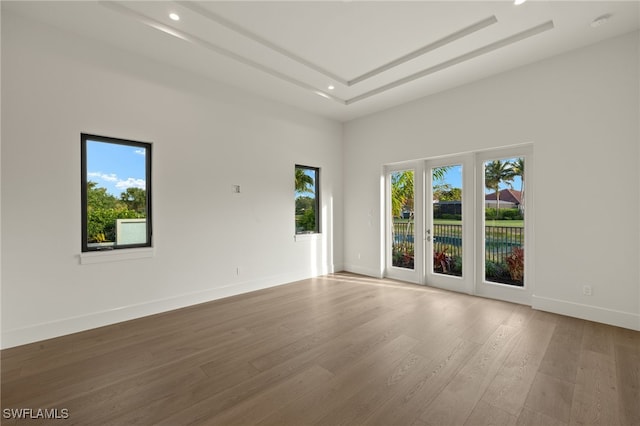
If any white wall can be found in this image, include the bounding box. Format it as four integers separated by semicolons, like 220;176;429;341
344;31;640;330
1;14;343;348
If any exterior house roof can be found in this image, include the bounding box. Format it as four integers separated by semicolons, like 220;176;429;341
485;189;522;205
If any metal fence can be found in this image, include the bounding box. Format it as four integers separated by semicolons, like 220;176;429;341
433;224;463;259
484;225;524;263
392;221;523;263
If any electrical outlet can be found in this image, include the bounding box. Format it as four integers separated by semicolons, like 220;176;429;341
583;285;592;296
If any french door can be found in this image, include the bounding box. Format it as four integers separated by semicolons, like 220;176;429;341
386;146;533;305
385;163;423;284
475;146;532;305
424;155;474;294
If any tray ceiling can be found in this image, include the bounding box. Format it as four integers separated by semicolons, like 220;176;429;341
4;1;640;121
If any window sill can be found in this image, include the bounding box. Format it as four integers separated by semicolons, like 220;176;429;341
294;233;321;242
80;247;155;265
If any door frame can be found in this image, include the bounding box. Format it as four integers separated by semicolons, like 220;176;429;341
424;154;475;295
383;145;534;306
475;145;533;305
384;162;424;284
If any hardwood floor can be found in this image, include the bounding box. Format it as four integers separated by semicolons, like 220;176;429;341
2;272;639;425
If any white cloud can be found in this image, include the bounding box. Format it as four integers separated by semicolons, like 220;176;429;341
116;178;146;190
88;172;118;182
134;149;146;156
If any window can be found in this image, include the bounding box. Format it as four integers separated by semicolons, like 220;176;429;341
295;165;319;234
81;134;152;252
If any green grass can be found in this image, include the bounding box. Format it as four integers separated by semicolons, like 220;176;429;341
395;217;523;227
394;218;413;223
484;219;524;228
434;219;523;227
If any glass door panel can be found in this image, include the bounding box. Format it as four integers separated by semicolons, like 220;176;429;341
432;165;463;277
425;155;473;293
386;164;423;284
391;170;415;270
483;157;525;287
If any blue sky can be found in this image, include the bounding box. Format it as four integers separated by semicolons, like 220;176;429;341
87;140;146;196
435;158;523;194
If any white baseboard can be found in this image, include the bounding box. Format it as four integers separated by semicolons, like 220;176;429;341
343;264;384;279
532;295;640;331
7;274;636;349
331;263;345;273
1;269;319;349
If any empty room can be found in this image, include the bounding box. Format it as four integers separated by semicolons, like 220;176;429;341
1;1;639;425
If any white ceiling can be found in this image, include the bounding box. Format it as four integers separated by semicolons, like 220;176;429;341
4;1;640;122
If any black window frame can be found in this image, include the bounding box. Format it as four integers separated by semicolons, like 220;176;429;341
295;164;320;234
81;133;153;252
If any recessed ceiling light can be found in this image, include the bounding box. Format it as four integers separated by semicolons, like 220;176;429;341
514;0;527;5
169;13;180;21
591;14;612;28
327;85;335;90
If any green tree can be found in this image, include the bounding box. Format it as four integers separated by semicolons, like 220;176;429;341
86;182;144;243
433;184;461;201
295;168;316;233
87;181;121;211
391;168;454;217
295;196;315;215
432;166;452;182
298;208;316;232
120;187;147;214
511;157;525;213
485;160;515;217
295;168;314;194
87;207;144;242
391;171;414;218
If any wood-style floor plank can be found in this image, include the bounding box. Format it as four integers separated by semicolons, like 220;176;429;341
570;350;620;426
464;400;517;426
419;324;521;425
538;315;585;384
481;318;556;416
614;343;640;426
256;334;419;426
516;407;568;426
360;337;481;426
208;364;335;426
2;272;639;426
523;372;575;424
314;349;427;426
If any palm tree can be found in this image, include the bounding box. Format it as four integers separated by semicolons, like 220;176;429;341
391;170;414;218
485;160;515;217
432;166;451;182
295;168;314;194
511;158;525;214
